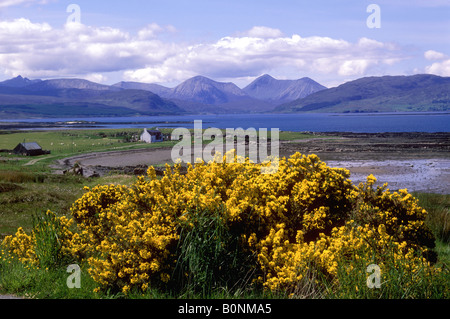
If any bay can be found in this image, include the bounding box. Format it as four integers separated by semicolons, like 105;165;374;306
1;112;449;132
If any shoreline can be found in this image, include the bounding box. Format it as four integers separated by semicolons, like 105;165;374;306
326;158;449;194
0;112;449;133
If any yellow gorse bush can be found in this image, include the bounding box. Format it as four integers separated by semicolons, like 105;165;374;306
0;151;440;295
1;227;37;266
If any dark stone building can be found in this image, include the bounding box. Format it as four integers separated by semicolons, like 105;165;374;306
13;142;50;156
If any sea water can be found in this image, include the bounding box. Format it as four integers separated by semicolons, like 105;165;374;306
2;112;449;132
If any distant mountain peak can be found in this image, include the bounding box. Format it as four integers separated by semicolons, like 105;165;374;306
171;75;243;105
251;74;277;85
181;75;238;87
243;74;326;104
189;75;211;81
259;74;276;80
0;75;41;88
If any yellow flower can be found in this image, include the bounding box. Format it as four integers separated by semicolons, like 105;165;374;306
366;174;377;186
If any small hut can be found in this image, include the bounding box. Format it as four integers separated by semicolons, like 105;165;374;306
13;142;49;156
140;128;163;143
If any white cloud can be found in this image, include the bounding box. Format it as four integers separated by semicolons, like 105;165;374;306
425;59;450;76
0;0;51;8
125;33;404;83
422;50;450;76
137;23;164;40
0;18;178;80
238;26;284;38
0;19;408;84
338;60;370;76
84;73;108;83
0;18;51;36
424;50;447;61
137;23;176;40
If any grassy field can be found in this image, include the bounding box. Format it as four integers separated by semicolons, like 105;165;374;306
414;192;450;266
0;128;317;158
0;128;179;175
0;128;177;160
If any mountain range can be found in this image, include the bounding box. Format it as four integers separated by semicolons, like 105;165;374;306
0;74;325;118
243;74;327;105
276;74;450;113
0;76;182;118
0;74;448;119
115;75;269;113
114;74;326;107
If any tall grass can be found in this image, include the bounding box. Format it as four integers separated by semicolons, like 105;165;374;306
31;211;66;269
0;170;44;183
321;241;449;299
173;206;257;298
0;257;99;299
414;193;450;244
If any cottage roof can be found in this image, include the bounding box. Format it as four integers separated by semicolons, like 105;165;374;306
141;129;161;135
19;142;42;150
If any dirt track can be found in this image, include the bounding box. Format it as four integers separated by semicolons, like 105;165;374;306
58;147;174;168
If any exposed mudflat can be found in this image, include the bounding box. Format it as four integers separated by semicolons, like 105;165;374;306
54;132;450;194
279;132;450;161
326;158;449;194
280;132;450;194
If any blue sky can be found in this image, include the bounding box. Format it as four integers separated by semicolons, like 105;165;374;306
0;0;449;87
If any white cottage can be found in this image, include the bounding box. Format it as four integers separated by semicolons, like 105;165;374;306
140;128;163;143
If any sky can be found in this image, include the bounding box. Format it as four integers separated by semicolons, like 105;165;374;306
0;0;448;88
